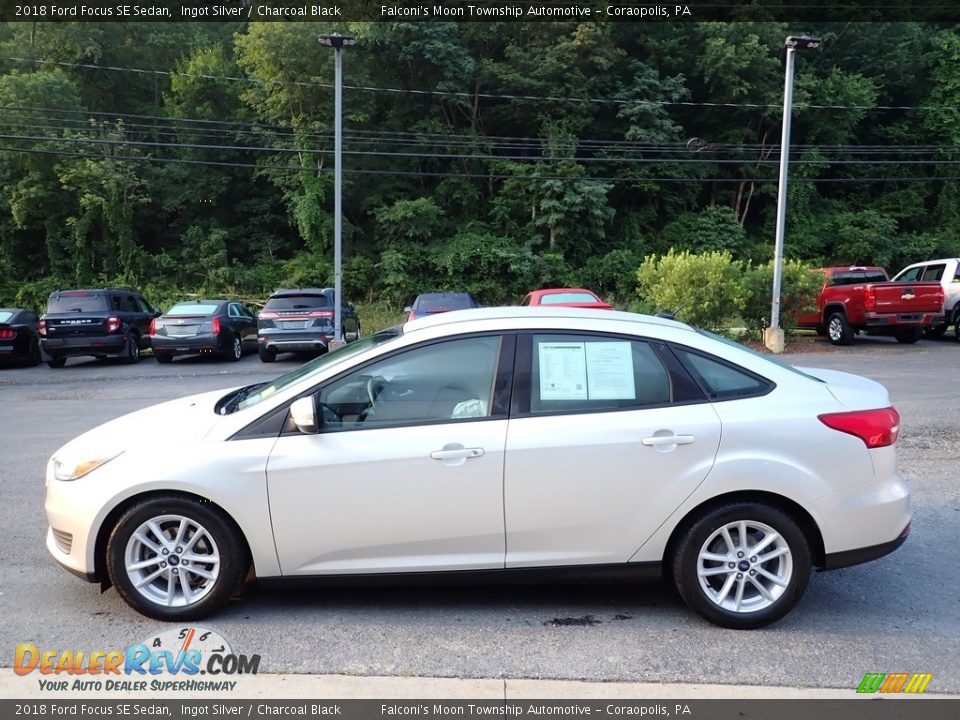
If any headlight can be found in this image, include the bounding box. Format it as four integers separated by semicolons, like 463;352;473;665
53;452;123;481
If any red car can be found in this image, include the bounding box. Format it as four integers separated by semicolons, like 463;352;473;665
520;288;613;310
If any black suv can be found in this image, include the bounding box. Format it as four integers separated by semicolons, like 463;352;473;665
257;288;360;362
39;288;159;368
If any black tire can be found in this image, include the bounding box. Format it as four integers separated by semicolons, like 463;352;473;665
154;351;173;364
923;323;948;338
105;496;249;621
825;312;853;346
895;327;923;344
26;338;41;367
46;356;66;369
672;502;811;630
258;346;276;363
224;333;243;362
122;333;141;364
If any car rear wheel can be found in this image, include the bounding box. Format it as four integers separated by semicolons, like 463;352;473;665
258;346;276;363
225;334;242;362
826;312;853;346
46;356;66;369
106;496;249;620
122;333;140;364
895;327;923;344
154;351;173;364
923;323;947;338
672;502;811;629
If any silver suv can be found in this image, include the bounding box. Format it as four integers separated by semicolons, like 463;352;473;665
256;288;360;362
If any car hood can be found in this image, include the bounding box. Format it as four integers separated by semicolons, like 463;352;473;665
51;388;231;463
794;367;891;411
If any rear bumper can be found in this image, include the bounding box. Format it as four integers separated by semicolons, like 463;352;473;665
258;332;332;353
41;334;127;357
151;333;224;355
821;524;910;570
862;312;943;328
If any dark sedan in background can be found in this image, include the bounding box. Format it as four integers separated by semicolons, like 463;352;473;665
150;299;257;363
404;292;480;321
0;308;41;366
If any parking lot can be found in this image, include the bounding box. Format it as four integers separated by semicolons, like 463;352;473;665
1;336;958;692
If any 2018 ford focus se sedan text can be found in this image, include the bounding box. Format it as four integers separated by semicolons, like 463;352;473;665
44;308;910;629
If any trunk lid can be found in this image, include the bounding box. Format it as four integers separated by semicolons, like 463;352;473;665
794;367;892;411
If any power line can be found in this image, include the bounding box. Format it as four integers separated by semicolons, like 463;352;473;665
2;143;958;184
4;56;958;112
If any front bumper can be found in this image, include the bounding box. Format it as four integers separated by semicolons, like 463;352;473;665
41;334;127;357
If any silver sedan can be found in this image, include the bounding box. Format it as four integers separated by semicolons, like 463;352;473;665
44;308;910;629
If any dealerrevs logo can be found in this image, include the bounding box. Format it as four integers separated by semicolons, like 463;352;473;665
14;627;260;693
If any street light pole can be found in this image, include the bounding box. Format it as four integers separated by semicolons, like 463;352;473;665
766;35;821;353
319;32;356;346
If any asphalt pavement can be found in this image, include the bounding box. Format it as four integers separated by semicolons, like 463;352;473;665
1;335;958;695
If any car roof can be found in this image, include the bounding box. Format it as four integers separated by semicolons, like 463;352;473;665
168;299;230;307
0;307;27;313
404;306;693;333
48;288;139;295
415;292;472;298
900;258;960;267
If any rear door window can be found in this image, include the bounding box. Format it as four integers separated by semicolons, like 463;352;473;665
921;264;946;282
47;293;109;313
673;348;772;401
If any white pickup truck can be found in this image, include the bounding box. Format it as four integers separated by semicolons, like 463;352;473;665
893;258;960;339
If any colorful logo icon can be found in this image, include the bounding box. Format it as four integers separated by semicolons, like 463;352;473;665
857;673;933;694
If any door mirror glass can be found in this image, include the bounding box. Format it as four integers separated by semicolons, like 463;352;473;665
290;397;319;434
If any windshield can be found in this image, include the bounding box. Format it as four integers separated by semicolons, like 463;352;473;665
540;292;598;304
226;328;403;414
47;293;108;313
167;303;219;316
265;295;329;310
416;294;472;311
695;329;824;382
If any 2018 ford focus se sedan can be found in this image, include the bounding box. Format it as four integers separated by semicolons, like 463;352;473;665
44;308;910;629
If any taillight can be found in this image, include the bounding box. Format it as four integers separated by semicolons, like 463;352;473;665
211;316;221;335
38;318;46;336
818;407;900;448
259;311;278;320
105;316;121;333
149;318;156;335
308;310;332;318
0;329;14;339
864;286;876;311
407;312;416;322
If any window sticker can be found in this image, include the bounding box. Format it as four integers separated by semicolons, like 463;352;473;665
538;342;588;400
585;342;635;400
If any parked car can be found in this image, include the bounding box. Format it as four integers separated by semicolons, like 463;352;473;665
891;258;960;339
405;292;479;321
39;288;159;368
44;307;909;629
257;288;360;363
151;300;257;363
0;307;41;366
521;288;613;310
794;266;944;345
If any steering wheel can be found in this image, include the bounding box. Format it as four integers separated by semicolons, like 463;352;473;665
366;376;386;406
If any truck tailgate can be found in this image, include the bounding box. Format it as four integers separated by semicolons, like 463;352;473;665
873;282;943;314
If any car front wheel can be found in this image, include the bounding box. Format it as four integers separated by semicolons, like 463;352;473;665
106;496;249;620
672;502;811;629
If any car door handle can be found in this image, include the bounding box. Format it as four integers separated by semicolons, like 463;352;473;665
430;447;484;460
641;434;695;447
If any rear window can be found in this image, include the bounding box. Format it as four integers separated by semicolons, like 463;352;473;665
167;303;219;316
416;294;472;311
863;271;888;283
47;293;108;313
540;292;598;304
0;311;14;323
264;295;329;311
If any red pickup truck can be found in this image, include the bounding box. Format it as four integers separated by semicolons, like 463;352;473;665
795;266;945;345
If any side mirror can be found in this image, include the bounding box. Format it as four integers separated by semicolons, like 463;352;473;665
289;397;319;434
403;306;412;313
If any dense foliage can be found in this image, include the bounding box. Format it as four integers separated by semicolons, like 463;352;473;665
1;21;959;317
